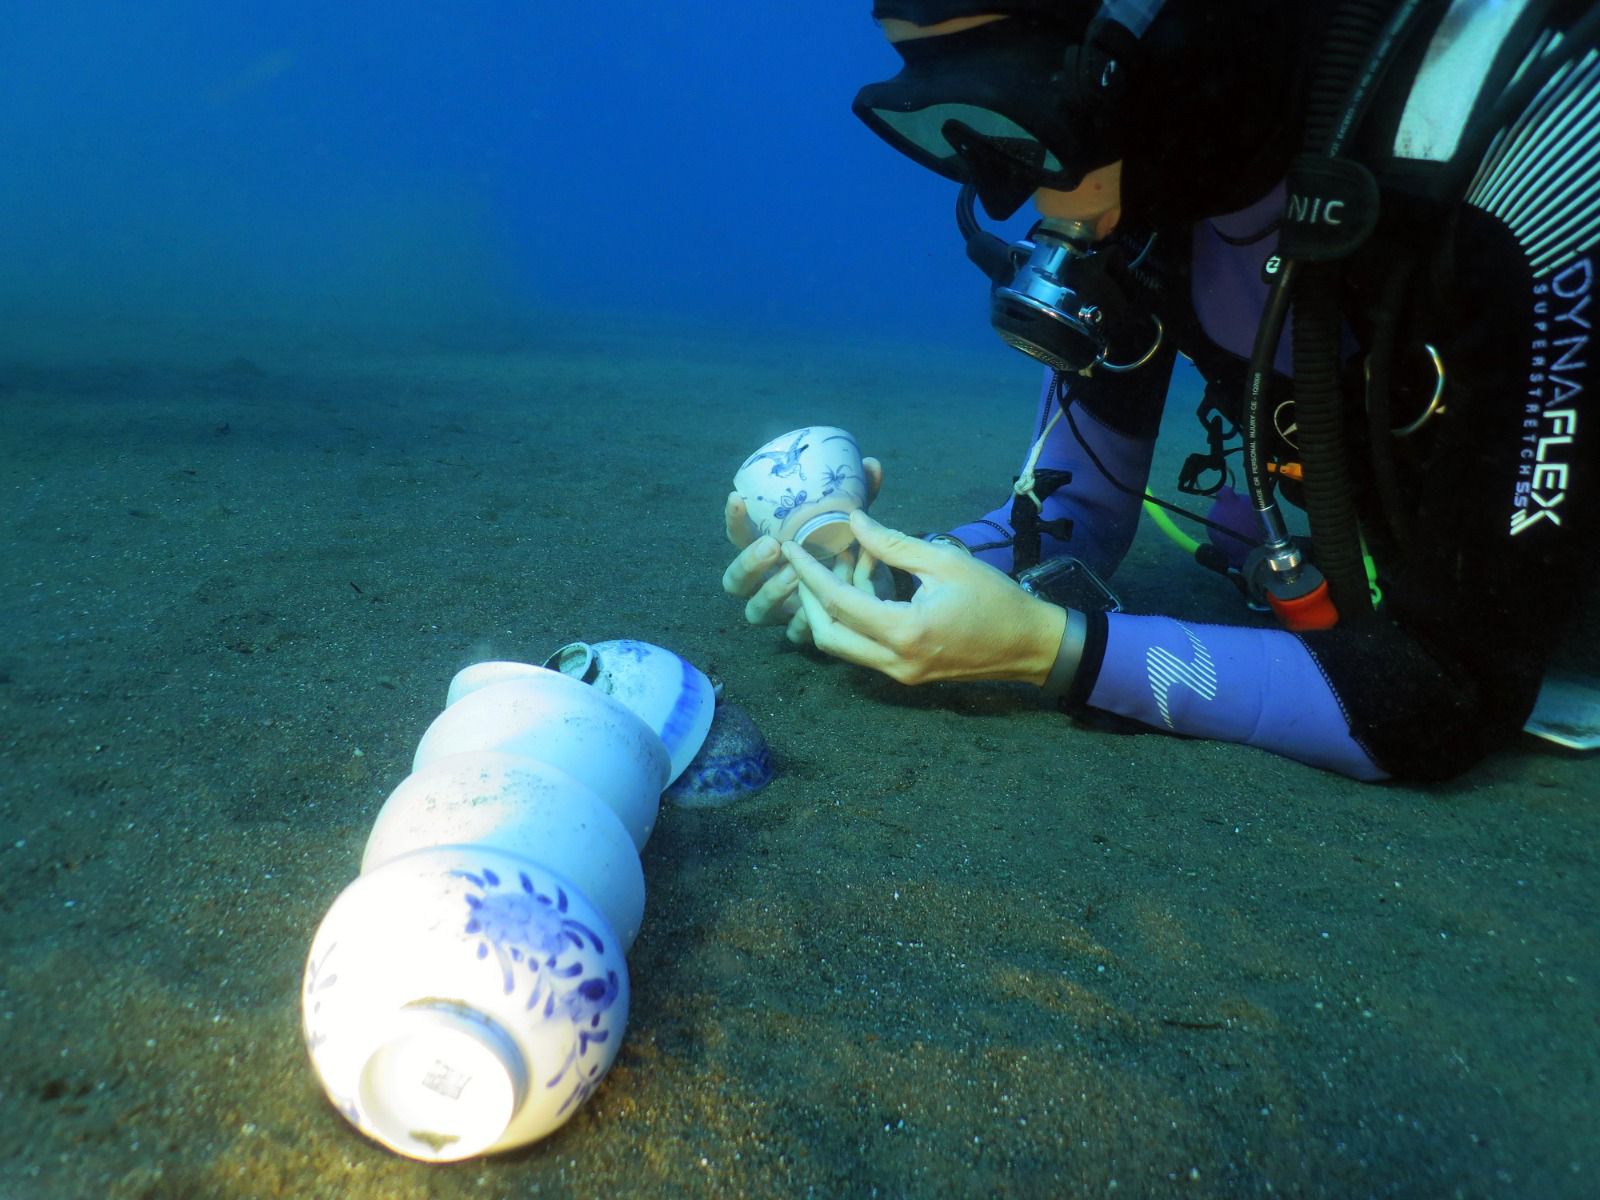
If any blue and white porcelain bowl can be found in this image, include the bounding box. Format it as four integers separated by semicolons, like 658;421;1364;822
544;639;716;787
303;845;629;1161
732;425;868;558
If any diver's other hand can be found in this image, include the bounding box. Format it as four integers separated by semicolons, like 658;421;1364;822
722;531;789;623
724;541;891;644
782;510;1067;686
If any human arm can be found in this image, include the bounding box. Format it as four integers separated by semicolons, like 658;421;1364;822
785;510;1387;779
722;330;1169;639
784;214;1597;785
1077;612;1385;779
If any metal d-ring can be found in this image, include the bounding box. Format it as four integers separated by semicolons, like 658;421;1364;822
1097;315;1165;373
1390;342;1447;437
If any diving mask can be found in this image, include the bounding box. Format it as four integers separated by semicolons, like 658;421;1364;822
853;3;1162;219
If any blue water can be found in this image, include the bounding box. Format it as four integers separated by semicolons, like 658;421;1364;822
0;2;1027;346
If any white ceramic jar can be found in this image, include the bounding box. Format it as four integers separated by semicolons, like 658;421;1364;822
304;641;720;1160
733;425;868;557
413;670;668;850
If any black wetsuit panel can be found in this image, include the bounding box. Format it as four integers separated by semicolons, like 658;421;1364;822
1297;207;1597;778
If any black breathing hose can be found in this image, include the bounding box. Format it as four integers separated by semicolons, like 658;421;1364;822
1292;261;1368;617
1242;261;1296;516
957;184;1015;282
1279;0;1434;620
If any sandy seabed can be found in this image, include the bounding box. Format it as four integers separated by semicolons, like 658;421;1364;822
2;313;1596;1200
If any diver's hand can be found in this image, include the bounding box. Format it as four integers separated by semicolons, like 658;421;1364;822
782;509;1067;685
728;542;890;644
722;456;883;643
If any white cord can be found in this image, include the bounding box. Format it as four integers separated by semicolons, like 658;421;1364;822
1012;403;1064;510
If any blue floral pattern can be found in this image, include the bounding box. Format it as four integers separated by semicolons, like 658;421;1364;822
737;428;864;535
302;854;629;1139
302;941;364;1126
772;489;808;520
820;464;854;491
662;700;775;807
608;640;650;662
453;865;624;1113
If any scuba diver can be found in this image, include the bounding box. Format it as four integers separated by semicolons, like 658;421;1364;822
722;0;1599;782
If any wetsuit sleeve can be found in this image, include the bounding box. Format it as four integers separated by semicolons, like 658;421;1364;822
1076;613;1386;781
944;348;1174;576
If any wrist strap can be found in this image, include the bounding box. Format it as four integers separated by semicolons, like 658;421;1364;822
1041;607;1088;699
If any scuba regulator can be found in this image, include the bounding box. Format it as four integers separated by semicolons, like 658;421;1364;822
956;183;1164;376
